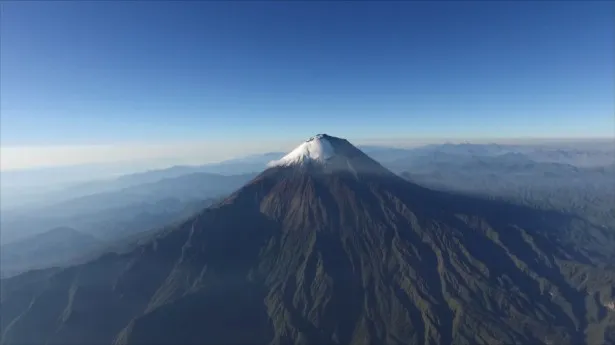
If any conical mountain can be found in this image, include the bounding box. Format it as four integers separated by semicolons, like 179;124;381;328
2;135;614;345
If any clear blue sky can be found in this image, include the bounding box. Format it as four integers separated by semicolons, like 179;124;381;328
1;1;613;147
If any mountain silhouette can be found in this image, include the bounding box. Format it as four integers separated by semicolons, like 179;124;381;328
2;134;614;345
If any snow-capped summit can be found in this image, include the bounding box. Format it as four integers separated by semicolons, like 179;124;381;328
266;134;394;177
267;134;337;167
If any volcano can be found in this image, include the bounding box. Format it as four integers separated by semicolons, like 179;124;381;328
1;134;614;345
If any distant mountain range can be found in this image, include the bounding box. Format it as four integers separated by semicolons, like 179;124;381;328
4;141;612;210
0;227;104;278
1;135;614;345
1;172;257;245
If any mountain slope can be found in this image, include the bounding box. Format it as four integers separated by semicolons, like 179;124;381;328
2;134;614;345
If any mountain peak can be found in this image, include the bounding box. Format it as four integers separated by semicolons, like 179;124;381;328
266;134;394;178
267;134;338;167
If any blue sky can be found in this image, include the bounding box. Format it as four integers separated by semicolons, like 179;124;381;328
0;1;613;168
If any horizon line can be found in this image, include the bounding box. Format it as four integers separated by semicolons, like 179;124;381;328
1;136;613;173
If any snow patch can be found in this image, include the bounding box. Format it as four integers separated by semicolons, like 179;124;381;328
268;134;336;167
